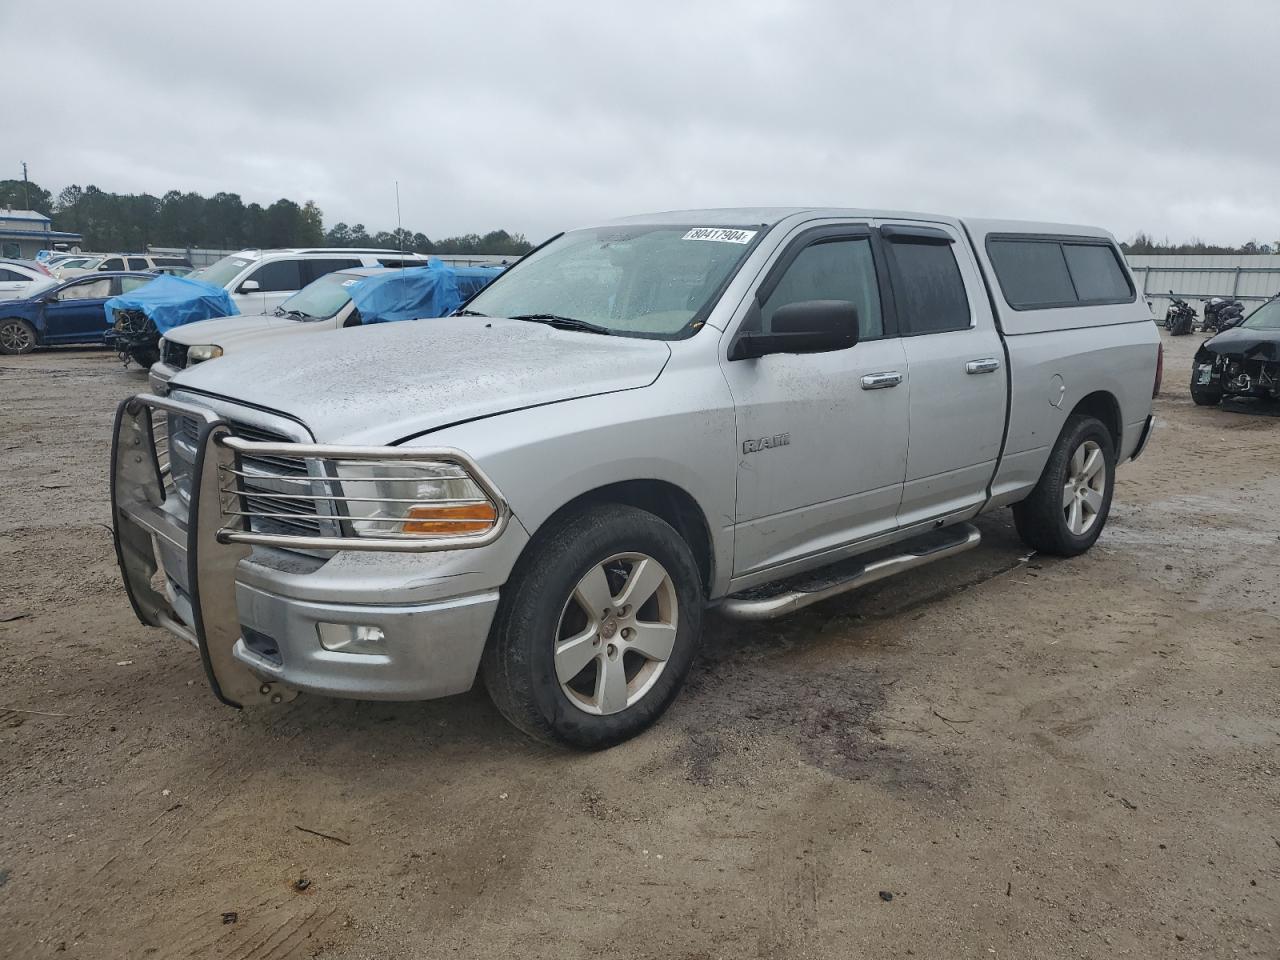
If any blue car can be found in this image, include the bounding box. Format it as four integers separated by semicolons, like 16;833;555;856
0;272;156;354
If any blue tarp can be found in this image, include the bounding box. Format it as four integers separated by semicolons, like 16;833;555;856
103;274;239;333
454;265;504;301
352;263;503;325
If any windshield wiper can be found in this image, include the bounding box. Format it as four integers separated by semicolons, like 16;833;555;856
509;313;611;335
454;308;488;317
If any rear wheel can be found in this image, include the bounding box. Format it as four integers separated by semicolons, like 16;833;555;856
482;503;703;749
0;318;37;355
1013;415;1116;557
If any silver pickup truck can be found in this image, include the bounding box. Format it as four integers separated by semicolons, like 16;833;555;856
110;208;1161;748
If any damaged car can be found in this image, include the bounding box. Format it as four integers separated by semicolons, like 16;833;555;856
1191;295;1280;406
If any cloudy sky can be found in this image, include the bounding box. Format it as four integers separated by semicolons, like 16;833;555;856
7;0;1277;246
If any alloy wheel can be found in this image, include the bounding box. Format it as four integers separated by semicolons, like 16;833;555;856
1062;439;1106;536
554;552;678;715
0;321;33;353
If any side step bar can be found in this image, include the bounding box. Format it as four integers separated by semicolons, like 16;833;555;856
719;523;982;621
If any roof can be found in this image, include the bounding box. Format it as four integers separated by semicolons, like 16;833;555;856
0;228;84;241
0;209;52;223
602;207;1113;239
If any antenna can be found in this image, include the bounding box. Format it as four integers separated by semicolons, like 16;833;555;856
395;180;408;306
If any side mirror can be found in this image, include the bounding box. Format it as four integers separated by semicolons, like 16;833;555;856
239;279;260;293
728;300;859;361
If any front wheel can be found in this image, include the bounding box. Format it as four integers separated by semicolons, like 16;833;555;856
0;318;37;355
1013;415;1116;557
482;503;704;749
127;344;160;368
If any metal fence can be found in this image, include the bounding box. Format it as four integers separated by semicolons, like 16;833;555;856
1126;254;1280;317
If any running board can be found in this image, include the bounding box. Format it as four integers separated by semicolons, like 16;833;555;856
719;523;982;621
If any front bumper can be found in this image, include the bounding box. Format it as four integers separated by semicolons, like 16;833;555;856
110;393;524;707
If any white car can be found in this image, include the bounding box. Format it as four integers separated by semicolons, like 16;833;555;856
149;263;502;391
185;248;430;316
57;253;193;278
0;260;57;302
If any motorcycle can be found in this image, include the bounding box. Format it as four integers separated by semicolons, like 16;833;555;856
1164;292;1196;336
1202;297;1245;333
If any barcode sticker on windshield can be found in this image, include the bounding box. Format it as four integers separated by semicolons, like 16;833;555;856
682;228;757;244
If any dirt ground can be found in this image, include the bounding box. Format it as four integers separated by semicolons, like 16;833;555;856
1;331;1277;960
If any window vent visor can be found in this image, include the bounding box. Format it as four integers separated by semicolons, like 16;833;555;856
215;437;509;553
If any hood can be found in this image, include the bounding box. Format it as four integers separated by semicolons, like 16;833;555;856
163;311;296;348
171;316;672;444
1200;326;1280;360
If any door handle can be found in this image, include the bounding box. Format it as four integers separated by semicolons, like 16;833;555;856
966;358;1001;375
860;371;903;390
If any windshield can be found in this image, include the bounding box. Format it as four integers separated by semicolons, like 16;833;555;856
1240;298;1280;331
463;223;762;338
190;255;253;289
277;271;359;321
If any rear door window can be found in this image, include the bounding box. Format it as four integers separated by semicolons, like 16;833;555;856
118;275;154;294
301;258;362;284
883;235;971;334
245;259;303;292
127;257;149;270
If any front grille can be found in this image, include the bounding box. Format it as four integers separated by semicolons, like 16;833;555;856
165;415;329;539
161;338;187;369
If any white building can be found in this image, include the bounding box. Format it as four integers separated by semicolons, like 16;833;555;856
0;209;83;259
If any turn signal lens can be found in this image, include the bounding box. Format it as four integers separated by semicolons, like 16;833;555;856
402;502;498;535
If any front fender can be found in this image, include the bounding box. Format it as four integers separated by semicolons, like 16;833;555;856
414;360;740;597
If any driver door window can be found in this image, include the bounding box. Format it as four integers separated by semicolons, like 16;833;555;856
760;237;884;340
55;278;112;300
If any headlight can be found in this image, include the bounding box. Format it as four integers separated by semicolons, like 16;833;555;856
334;460;498;538
187;344;223;364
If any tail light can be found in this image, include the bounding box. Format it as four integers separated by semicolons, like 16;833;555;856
1153;342;1163;398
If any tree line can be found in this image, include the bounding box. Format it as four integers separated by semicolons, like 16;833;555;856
0;179;534;256
1120;231;1278;256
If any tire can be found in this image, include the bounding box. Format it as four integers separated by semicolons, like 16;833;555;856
1013;415;1116;557
128;345;160;368
481;503;704;749
0;318;37;355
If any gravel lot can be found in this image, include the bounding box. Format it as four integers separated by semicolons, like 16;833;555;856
1;330;1277;959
